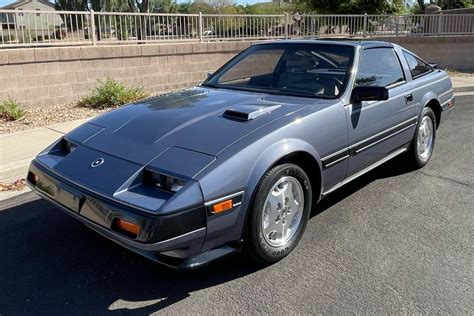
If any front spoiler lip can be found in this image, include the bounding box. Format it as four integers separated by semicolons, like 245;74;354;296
29;181;206;253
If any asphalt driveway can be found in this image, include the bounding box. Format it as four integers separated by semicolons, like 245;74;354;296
0;95;472;315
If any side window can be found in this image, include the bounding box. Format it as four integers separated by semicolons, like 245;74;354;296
403;51;432;79
355;48;405;87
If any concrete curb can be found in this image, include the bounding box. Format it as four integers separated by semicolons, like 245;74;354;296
0;187;31;202
453;86;474;93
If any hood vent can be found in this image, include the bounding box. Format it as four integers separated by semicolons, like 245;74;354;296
224;104;281;121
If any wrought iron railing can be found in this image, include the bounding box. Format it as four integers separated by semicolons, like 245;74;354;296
0;9;473;48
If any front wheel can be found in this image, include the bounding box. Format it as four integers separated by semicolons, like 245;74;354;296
408;107;436;168
244;164;312;264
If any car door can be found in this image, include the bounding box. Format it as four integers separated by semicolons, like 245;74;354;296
345;47;417;176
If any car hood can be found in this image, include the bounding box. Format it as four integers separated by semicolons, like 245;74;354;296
69;87;320;166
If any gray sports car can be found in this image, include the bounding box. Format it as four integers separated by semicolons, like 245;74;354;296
27;40;454;269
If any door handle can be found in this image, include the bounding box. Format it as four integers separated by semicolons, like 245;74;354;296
405;94;414;104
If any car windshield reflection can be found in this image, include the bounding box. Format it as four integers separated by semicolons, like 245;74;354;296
203;43;355;99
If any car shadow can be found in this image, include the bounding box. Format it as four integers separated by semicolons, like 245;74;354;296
311;153;415;218
0;197;262;315
0;153;414;315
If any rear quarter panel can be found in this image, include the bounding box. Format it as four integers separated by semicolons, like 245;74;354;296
410;69;453;119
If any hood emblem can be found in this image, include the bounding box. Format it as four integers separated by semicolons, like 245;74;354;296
91;158;105;168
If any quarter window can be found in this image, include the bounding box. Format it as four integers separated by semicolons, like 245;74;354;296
403;51;432;78
355;48;405;87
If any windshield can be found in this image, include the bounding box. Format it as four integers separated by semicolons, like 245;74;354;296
203;43;355;99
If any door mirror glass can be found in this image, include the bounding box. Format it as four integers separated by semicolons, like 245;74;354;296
351;86;389;103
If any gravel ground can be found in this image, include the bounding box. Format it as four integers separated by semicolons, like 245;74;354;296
0;103;108;134
447;71;474;77
0;91;170;134
0;179;26;191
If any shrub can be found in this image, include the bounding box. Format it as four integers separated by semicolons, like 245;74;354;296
78;77;149;109
52;29;67;40
0;34;16;42
35;34;49;42
19;32;36;44
0;98;25;121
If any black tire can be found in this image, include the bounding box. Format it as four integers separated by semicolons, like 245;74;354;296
244;163;312;265
408;107;437;169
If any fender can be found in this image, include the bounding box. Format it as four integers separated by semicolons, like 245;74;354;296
246;138;323;206
200;137;323;252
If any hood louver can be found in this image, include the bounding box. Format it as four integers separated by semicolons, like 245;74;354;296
224;104;281;121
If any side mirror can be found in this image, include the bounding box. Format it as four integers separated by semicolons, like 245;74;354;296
429;63;438;69
351;86;389;103
207;72;213;78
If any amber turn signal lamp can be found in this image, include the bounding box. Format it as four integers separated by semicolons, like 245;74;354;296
114;218;140;238
212;199;233;214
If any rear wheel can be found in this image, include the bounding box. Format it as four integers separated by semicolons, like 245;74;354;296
244;164;312;264
408;107;436;168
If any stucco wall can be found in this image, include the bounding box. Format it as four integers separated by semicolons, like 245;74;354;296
0;36;472;108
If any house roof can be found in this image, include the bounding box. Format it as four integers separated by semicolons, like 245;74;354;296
1;0;55;10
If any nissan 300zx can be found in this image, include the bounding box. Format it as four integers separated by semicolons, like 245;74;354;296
27;40;455;269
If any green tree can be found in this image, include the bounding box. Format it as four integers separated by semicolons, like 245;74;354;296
54;0;88;11
307;0;423;14
179;0;215;13
55;0;90;31
150;0;179;13
127;0;150;12
416;0;426;12
433;0;469;9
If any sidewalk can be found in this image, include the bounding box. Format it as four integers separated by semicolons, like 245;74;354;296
451;76;474;93
0;118;90;184
1;75;473;200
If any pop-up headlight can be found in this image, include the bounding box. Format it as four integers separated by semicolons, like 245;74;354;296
144;170;186;193
45;138;77;156
62;139;77;154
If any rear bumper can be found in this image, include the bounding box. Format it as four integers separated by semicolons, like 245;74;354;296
440;96;455;125
27;160;212;268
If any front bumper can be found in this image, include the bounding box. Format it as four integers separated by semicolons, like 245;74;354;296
27;160;217;268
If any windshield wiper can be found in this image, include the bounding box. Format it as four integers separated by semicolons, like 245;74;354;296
201;84;336;99
201;82;218;88
278;88;335;99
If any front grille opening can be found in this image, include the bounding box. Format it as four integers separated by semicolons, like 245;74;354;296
27;171;38;186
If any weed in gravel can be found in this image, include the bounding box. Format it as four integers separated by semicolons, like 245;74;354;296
78;77;149;109
0;179;26;191
0;98;25;121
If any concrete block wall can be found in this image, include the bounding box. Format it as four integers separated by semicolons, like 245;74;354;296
380;36;474;72
0;36;472;109
0;41;252;108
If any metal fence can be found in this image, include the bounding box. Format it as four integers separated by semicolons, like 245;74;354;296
1;9;473;48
